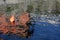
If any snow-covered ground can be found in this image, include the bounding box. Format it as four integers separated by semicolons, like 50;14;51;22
30;13;60;25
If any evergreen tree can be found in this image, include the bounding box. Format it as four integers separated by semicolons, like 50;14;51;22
26;4;33;13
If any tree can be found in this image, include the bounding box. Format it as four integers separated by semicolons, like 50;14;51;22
52;1;60;14
6;7;12;12
26;4;33;13
3;0;6;2
35;4;41;14
55;1;60;14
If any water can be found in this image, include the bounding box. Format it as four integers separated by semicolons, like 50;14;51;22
29;14;60;40
0;14;60;40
